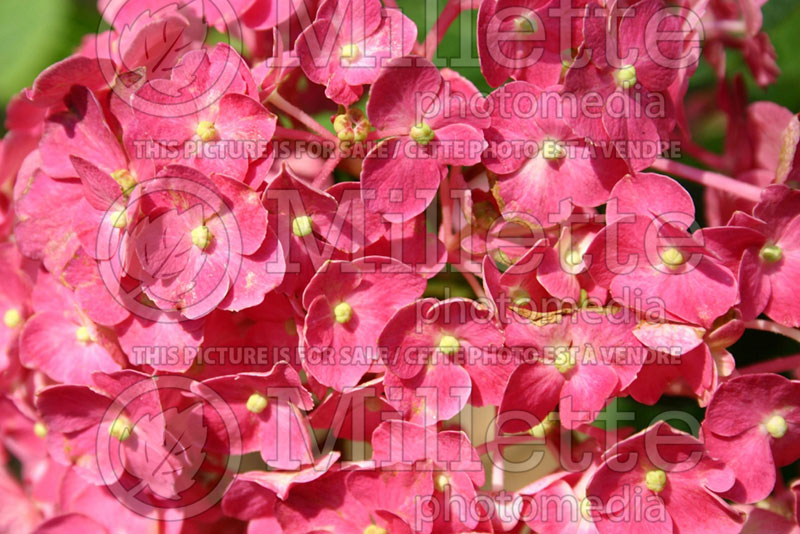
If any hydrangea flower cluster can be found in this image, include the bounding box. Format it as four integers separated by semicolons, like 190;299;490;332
0;0;799;533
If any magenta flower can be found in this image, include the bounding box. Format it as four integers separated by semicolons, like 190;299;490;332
35;370;190;499
500;308;645;430
19;272;123;386
482;246;554;325
626;319;718;406
587;421;743;534
275;469;417;534
563;0;686;170
126;165;272;320
221;452;340;531
302;258;427;391
296;0;417;105
39;86;152;182
362;57;488;222
702;185;800;326
478;0;581;88
483;81;626;224
309;377;401;443
705;99;794;227
703;373;800;504
195;362;315;470
14;168;83;278
381;298;507;424
0;244;33;373
586;173;739;328
122;44;270;182
264;164;341;295
371;420;485;532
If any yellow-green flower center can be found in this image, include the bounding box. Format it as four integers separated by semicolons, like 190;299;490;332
438;335;460;355
541;139;566;160
109;210;128;229
615;65;637;89
246;392;269;414
514;15;537;33
410;123;435;146
111;169;137;194
196;121;218;142
528;412;556;438
511;287;531;307
434;472;451;492
564;248;583;266
765;414;788;439
33;421;47;439
334;302;353;324
645;469;667;492
553;347;576;374
109;416;133;442
363;525;387;534
660;247;685;269
580;497;593;521
340;43;361;62
3;308;22;328
75;326;93;343
759;244;783;264
292;215;314;238
191;225;212;250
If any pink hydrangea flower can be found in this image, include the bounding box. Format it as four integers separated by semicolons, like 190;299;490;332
36;370;190;498
626;319;717;406
703;373;800;504
586;173;739;328
381;298;507;424
587;421;743;534
371;420;485;532
194;362;315;470
483;81;627;224
362;57;488;222
309;377;401;442
478;0;585;88
302;258;426;390
296;0;417;105
276;468;417;533
126;165;272;320
500;308;645;430
123;45;274;182
702;185;800;326
705;98;794;227
19;273;123;385
563;0;686;170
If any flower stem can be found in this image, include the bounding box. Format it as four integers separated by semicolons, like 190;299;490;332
650;158;763;203
459;268;486;299
440;170;455;251
491;407;504;491
274;126;328;143
738;354;800;375
313;152;342;189
267;91;337;143
744;319;800;344
423;0;479;60
679;135;731;172
476;433;542;456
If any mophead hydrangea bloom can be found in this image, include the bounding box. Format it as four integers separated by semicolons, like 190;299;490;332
0;0;799;532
